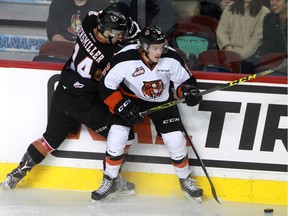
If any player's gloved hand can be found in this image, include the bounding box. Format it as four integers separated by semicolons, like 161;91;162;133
114;98;143;125
126;17;140;42
181;85;202;107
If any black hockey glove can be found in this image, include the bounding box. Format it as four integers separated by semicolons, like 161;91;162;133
126;17;141;42
181;85;202;107
114;99;143;125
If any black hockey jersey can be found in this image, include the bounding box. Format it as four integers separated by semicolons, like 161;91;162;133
60;11;124;93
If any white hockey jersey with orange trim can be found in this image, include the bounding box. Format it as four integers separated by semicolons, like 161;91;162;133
99;44;196;112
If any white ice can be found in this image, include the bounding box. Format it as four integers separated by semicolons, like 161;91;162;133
0;188;286;216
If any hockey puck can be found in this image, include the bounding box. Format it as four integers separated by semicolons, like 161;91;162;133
264;208;273;213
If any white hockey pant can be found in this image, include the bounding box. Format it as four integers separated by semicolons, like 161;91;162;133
162;131;191;179
105;125;131;178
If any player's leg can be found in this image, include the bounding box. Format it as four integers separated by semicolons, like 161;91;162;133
161;131;203;201
115;132;135;194
1;85;78;190
100;134;136;195
149;105;203;201
81;95;136;195
1;138;50;190
91;124;131;201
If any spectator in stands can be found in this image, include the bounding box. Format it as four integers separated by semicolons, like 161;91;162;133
256;0;287;55
129;0;175;33
216;0;269;73
263;0;272;9
219;0;232;12
200;1;222;20
110;1;130;17
130;0;159;27
239;0;287;74
199;0;232;20
46;0;110;42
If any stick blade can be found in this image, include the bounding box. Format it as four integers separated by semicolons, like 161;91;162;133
211;186;221;204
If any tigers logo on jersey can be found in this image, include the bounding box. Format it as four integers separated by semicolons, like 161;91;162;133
142;80;164;99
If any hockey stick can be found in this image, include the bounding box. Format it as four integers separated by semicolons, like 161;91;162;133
139;59;287;117
183;127;221;204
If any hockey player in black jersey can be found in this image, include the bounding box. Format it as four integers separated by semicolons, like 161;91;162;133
92;25;203;202
1;8;140;195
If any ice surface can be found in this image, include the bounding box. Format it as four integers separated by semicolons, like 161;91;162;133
0;188;287;216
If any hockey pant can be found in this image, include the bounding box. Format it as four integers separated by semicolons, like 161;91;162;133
20;84;135;169
104;125;190;179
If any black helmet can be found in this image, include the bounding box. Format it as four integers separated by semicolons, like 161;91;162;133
140;25;166;44
97;9;127;34
139;25;168;53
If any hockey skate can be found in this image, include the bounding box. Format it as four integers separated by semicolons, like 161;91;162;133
179;176;203;203
91;174;117;202
1;165;27;190
116;174;136;195
1;152;36;190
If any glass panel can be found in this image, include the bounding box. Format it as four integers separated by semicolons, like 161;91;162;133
0;0;286;75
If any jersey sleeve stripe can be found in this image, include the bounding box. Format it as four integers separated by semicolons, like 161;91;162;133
103;90;124;113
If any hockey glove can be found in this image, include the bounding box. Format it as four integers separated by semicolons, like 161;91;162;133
126;17;141;42
114;99;143;125
181;85;202;107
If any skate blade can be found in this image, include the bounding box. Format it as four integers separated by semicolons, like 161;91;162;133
116;189;136;196
183;192;202;203
0;181;12;190
91;193;116;204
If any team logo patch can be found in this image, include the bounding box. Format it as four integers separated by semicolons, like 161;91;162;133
132;66;145;77
142;80;164;99
110;15;119;22
101;63;110;77
73;81;84;88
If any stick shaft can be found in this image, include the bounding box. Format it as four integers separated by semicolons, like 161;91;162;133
199;69;274;96
183;128;221;204
139;67;280;117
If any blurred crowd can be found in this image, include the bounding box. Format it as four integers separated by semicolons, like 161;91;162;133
15;0;288;75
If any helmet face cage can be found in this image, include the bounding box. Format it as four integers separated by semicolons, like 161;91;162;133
97;9;128;36
140;25;168;53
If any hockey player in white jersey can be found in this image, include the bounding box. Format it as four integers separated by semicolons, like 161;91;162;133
93;25;203;201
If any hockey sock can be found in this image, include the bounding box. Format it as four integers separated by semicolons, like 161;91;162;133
27;143;46;164
103;144;131;175
122;144;132;164
18;151;37;173
104;151;124;178
171;154;191;179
